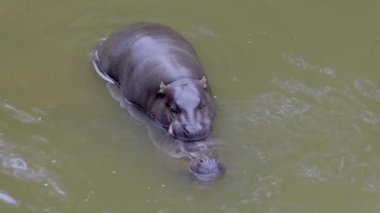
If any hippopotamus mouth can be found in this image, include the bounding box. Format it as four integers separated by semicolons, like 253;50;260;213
168;124;208;142
176;135;208;142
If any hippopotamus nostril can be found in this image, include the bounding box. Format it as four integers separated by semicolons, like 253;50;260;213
184;127;191;136
183;125;194;136
184;125;199;136
183;124;206;138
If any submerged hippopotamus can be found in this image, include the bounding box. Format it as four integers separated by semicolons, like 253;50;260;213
184;141;226;181
188;155;226;182
92;23;214;142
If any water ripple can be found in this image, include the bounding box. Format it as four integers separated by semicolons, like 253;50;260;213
354;79;380;102
0;137;66;202
219;53;380;199
0;190;19;207
2;103;43;123
281;52;337;79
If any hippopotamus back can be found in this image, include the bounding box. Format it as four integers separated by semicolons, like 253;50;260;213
93;23;214;141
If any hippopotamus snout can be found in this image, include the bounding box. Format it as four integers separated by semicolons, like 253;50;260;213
183;124;205;138
163;79;213;142
170;121;208;142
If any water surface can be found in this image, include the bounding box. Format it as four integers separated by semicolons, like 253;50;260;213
1;0;380;212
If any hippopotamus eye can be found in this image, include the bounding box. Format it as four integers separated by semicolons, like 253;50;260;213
198;101;206;109
170;104;181;113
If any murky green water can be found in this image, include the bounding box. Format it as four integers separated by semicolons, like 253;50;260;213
1;0;380;212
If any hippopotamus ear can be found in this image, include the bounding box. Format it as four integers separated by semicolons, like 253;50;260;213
158;81;167;94
200;76;207;89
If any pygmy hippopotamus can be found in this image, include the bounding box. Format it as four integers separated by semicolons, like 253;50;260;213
188;155;226;182
92;23;214;142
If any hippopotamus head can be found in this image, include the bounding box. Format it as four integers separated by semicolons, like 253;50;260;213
188;155;226;181
157;77;214;142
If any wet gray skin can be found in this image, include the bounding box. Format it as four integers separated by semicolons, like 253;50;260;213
93;23;215;142
183;141;226;182
106;82;226;182
188;155;226;182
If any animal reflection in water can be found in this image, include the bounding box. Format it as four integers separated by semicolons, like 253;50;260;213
106;83;226;182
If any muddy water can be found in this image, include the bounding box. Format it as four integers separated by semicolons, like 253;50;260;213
1;0;380;212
